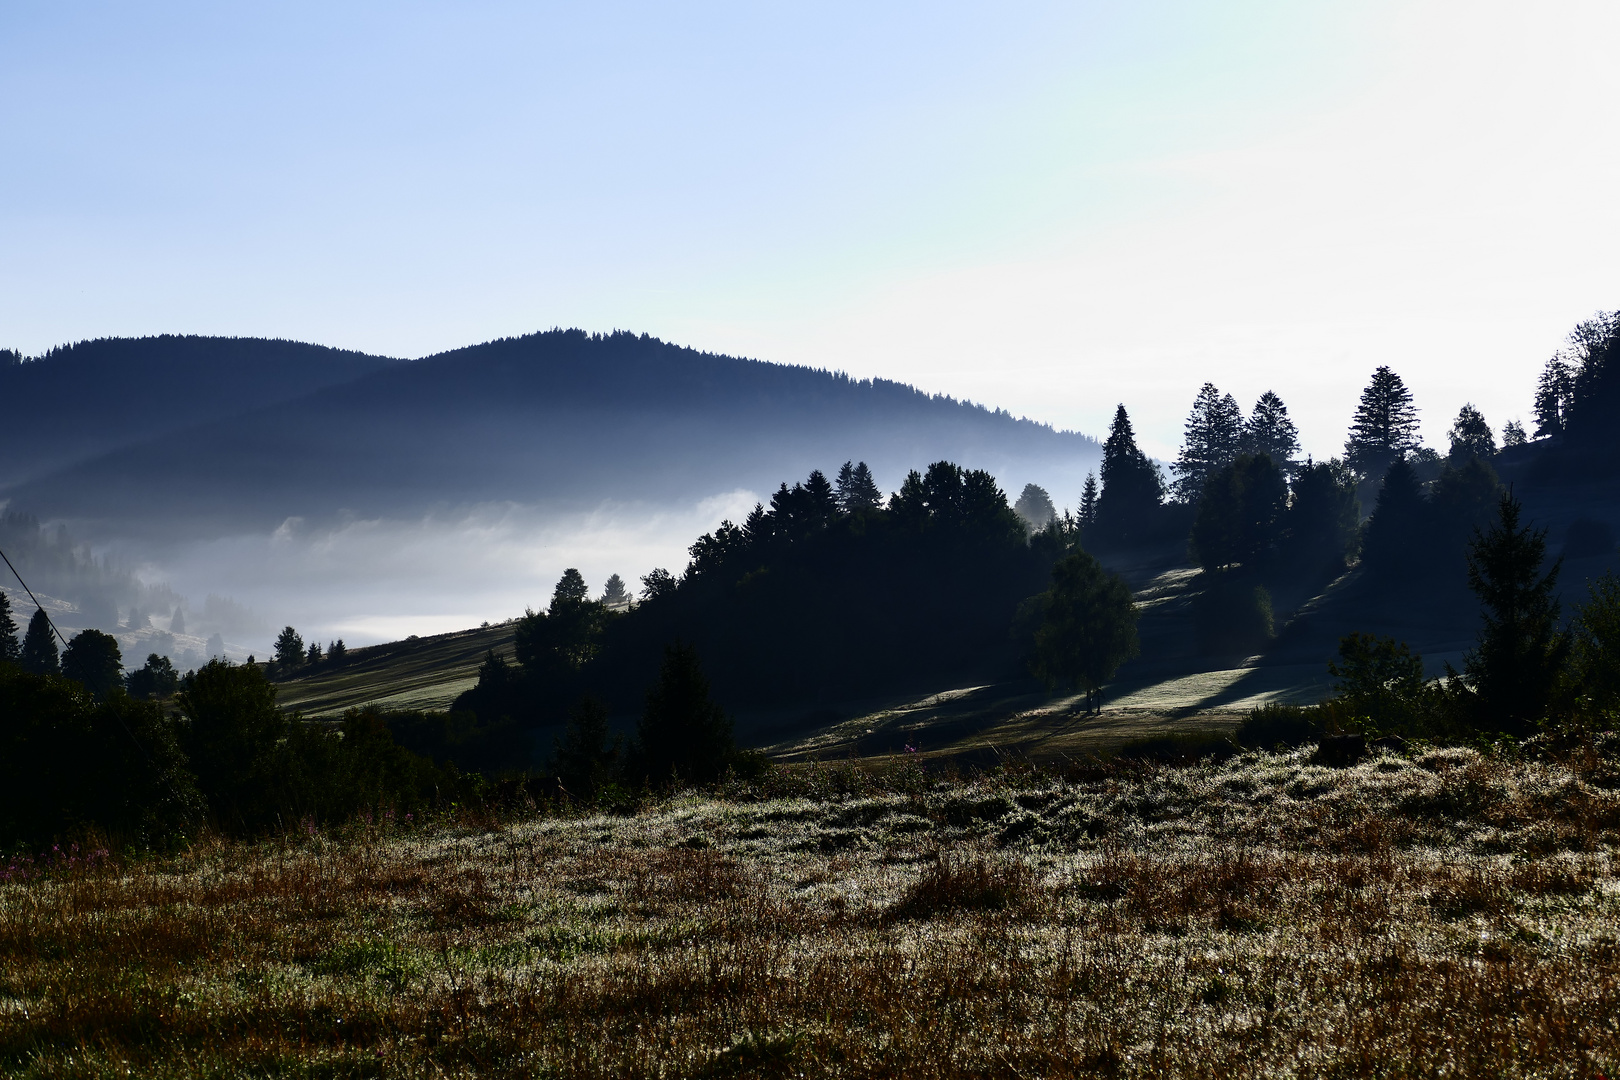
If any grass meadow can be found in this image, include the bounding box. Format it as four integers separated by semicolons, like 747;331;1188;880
3;741;1619;1078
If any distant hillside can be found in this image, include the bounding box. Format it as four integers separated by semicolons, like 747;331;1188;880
4;330;1100;535
0;335;400;486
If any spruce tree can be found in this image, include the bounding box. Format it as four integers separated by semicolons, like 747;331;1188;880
844;462;881;512
802;469;837;523
1078;472;1099;530
272;626;304;669
1463;491;1568;733
0;591;19;663
1345;366;1420;479
1094;405;1165;547
1243;391;1301;475
20;608;59;675
1172;383;1245;502
601;573;629;607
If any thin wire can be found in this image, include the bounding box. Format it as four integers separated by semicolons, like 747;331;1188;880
0;543;69;646
1;539;157;765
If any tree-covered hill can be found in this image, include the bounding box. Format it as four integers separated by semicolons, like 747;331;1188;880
2;330;1099;535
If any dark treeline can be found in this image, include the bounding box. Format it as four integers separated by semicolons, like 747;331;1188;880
457;460;1078;726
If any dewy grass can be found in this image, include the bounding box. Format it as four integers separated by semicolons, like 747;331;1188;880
2;745;1619;1078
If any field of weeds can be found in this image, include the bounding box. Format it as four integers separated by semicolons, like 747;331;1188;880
3;743;1620;1078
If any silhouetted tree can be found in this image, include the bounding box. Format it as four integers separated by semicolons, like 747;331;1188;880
0;591;18;664
1014;483;1057;532
20;608;58;675
1359;457;1426;577
1029;550;1140;714
1189;454;1288;572
836;461;882;512
1428;456;1503;560
170;606;185;635
1558;310;1620;446
1243;391;1301;476
176;660;286;828
1502;419;1527;447
515;569;610;676
1533;357;1574;438
1345;366;1420;479
634;642;735;785
1462;492;1568;734
127;653;180;700
61;629;124;699
1282;458;1360;577
306;640;323;665
553;696;620;800
1094;405;1165;547
1078;472;1099;531
552;568;589;604
1173;383;1244;502
601;574;629;607
640;568;677;603
273;626;304;670
1447;403;1495;463
328;639;347;663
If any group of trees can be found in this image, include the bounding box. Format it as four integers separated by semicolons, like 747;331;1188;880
0;647;474;847
456;456;1139;743
272;626;347;673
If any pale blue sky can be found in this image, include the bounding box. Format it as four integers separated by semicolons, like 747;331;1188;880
4;0;1618;460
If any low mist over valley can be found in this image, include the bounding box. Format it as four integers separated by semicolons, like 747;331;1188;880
0;330;1099;654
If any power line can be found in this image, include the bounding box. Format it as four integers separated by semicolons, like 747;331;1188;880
0;542;69;646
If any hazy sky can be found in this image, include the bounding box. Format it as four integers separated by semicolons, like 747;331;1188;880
4;0;1619;460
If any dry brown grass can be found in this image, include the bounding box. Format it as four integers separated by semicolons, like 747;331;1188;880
3;743;1620;1078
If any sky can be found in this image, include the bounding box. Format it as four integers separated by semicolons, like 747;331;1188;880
4;0;1619;463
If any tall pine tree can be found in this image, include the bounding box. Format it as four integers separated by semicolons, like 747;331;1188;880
1094;405;1165;547
1345;366;1420;479
1172;384;1245;502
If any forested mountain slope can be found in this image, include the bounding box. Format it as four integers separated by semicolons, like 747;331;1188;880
0;336;400;486
4;330;1099;536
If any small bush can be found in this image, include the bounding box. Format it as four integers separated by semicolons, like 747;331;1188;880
1237;703;1324;750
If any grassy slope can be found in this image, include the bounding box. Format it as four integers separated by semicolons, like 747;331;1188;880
271;624;516;717
4;744;1618;1077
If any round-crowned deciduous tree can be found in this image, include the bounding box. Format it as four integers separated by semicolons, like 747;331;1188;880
1029;550;1140;714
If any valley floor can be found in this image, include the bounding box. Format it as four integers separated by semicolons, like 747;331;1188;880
4;743;1618;1078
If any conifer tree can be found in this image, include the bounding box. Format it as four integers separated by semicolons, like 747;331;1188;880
1243;391;1301;475
1502;419;1527;447
1094;405;1164;546
0;591;19;663
1172;384;1245;502
20;608;59;675
1463;492;1568;733
273;626;304;670
1078;472;1099;530
601;573;629;607
803;469;837;523
170;606;185;635
1345;366;1420;478
835;461;881;512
